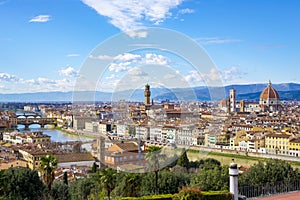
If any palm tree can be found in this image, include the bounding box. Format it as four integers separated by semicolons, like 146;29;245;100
39;154;58;192
122;173;141;197
145;146;162;195
99;167;117;200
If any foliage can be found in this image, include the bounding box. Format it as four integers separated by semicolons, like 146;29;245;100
99;167;117;200
239;159;300;186
200;191;232;200
188;160;204;169
176;150;189;168
91;162;98;173
119;194;173;200
122;173;141;197
51;181;70;200
199;158;221;171
69;176;101;200
39;154;58;192
173;186;202;200
63;171;68;185
191;165;229;191
113;173;142;197
120;191;232;200
0;167;46;200
139;169;190;196
146;146;163;195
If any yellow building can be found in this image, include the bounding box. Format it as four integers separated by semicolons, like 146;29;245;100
289;137;300;157
27;132;51;144
26;149;49;170
265;133;291;155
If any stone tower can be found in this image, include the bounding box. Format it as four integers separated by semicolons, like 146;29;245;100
144;84;151;106
229;88;236;113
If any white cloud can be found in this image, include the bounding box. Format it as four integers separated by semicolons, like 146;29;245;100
196;37;242;45
0;85;4;89
143;53;169;65
114;53;141;62
89;53;141;62
221;66;247;83
67;54;80;57
82;0;184;33
164;70;180;79
29;15;51;23
127;68;148;76
108;62;132;72
59;67;78;77
178;8;195;14
25;77;75;92
126;30;148;38
37;77;57;85
0;72;19;82
105;53;170;72
89;54;113;60
184;68;224;86
105;74;117;80
184;70;203;83
202;68;221;82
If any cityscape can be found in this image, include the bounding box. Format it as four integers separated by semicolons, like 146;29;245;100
1;0;300;200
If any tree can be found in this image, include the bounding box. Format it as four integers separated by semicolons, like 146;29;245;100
139;169;190;196
63;171;68;185
51;181;70;200
0;167;46;200
145;146;163;195
199;158;221;171
39;154;58;192
119;173;141;197
191;165;229;191
91;162;98;173
177;150;189;168
239;159;300;186
69;177;100;200
99;167;117;200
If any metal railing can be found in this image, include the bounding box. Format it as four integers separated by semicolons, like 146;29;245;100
239;178;300;199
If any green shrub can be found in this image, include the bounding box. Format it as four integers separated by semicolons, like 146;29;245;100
119;194;173;200
118;190;232;200
173;187;202;200
201;191;232;200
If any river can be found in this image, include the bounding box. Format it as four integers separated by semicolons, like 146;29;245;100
17;124;90;142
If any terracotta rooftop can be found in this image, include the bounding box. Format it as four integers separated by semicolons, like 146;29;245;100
260;80;280;100
265;133;291;139
114;142;138;152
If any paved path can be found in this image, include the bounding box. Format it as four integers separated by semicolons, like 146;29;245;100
255;192;300;200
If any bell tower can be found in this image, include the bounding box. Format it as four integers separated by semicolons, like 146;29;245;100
144;84;151;106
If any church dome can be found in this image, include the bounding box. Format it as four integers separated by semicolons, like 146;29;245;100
260;81;280;100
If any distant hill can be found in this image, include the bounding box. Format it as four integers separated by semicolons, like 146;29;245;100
237;90;300;102
154;83;300;101
0;83;300;102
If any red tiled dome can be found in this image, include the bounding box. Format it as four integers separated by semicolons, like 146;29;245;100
260;81;280;100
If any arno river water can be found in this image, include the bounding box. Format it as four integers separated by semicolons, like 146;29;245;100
17;124;90;142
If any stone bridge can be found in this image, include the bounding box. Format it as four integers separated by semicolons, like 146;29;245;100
16;117;57;129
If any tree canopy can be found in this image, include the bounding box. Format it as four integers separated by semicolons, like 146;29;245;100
0;167;46;200
239;159;300;186
39;154;58;192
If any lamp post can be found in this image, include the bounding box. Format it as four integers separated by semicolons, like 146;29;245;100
229;159;239;200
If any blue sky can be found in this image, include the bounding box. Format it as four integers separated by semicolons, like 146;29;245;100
0;0;300;93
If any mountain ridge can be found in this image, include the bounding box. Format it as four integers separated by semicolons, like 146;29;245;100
0;83;300;102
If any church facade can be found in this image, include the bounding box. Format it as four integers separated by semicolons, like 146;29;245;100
226;81;281;113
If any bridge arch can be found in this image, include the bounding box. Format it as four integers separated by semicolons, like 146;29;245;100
16;117;57;129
